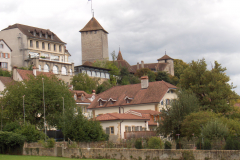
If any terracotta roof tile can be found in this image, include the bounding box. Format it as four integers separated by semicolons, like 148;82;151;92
129;110;161;116
117;50;123;61
96;113;150;121
131;63;168;73
2;24;65;44
157;54;174;61
0;76;15;86
88;80;177;109
17;69;54;80
80;17;108;33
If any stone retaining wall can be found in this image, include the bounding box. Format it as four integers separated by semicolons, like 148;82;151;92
23;147;240;160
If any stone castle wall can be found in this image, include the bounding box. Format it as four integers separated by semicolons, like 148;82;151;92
81;30;109;64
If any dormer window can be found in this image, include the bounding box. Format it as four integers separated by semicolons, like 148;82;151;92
98;98;107;106
40;32;42;37
45;34;48;39
124;96;133;104
51;35;53;40
108;98;116;105
33;31;36;36
81;95;85;101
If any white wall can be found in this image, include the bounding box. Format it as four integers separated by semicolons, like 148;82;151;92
159;89;178;111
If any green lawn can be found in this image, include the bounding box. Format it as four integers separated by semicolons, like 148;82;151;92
0;155;111;160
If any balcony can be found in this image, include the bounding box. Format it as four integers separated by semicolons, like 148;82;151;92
29;54;72;64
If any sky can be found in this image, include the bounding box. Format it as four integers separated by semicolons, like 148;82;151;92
1;0;240;94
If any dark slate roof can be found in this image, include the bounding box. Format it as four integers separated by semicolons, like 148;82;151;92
80;17;108;33
2;24;65;44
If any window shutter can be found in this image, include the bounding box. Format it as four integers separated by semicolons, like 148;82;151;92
3;53;5;58
106;127;110;134
8;54;10;58
140;126;143;131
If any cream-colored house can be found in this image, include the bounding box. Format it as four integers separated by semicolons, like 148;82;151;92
88;76;178;117
0;24;74;84
0;39;12;71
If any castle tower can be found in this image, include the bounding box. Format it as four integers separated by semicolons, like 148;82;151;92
157;54;174;76
80;17;109;64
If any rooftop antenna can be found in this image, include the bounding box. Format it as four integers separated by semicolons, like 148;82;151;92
90;0;94;17
165;50;166;55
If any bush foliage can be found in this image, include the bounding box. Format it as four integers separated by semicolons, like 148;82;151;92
147;137;163;149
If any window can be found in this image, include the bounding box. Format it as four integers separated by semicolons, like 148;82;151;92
54;44;56;51
51;35;53;40
61;66;67;75
45;34;48;39
30;40;33;47
0;62;8;69
166;99;170;105
0;44;3;48
87;70;91;76
0;53;3;57
125;126;131;132
36;41;39;48
44;64;49;72
48;43;51;50
42;42;45;49
110;126;114;134
99;100;103;106
59;45;62;52
5;53;8;58
33;31;36;36
69;69;72;76
39;65;41;71
105;126;114;134
40;32;42;37
53;65;58;74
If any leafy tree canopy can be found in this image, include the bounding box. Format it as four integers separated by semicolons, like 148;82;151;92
155;71;171;83
71;73;99;94
96;80;112;94
179;59;239;113
1;74;76;129
157;90;199;139
135;68;156;82
0;69;11;77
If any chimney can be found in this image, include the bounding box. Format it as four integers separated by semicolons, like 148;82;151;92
141;76;149;89
12;66;18;81
92;90;96;95
141;61;144;68
137;62;139;70
33;66;37;76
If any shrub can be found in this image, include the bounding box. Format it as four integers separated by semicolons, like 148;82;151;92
176;140;183;149
18;122;45;142
3;121;21;132
225;136;240;150
38;138;55;148
182;151;195;160
148;137;163;149
135;139;142;149
197;138;211;150
0;131;25;154
164;141;172;149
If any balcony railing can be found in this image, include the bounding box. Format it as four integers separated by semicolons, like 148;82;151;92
29;55;72;64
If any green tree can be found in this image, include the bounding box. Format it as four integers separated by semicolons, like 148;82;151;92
179;59;238;113
202;119;229;140
157;90;199;138
96;80;112;94
0;69;11;77
1;74;76;129
117;67;140;85
135;68;156;82
71;73;99;94
63;108;107;142
174;59;189;80
155;71;171;83
181;111;219;139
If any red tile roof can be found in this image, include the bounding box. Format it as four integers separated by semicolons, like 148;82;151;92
88;80;177;109
95;113;150;121
72;90;93;103
117;50;123;61
128;110;161;116
157;54;174;61
2;24;65;44
17;69;54;80
0;76;15;86
80;17;108;33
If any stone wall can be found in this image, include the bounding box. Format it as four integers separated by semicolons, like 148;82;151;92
23;147;240;160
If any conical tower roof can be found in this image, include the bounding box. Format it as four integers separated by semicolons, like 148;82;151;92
80;17;108;33
157;54;174;61
117;50;123;61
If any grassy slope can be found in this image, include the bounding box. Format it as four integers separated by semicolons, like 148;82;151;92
0;155;111;160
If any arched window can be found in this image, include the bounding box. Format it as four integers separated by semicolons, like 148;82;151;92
62;66;67;75
30;40;33;47
53;65;58;74
44;64;49;72
69;69;72;75
39;65;41;71
36;41;39;48
42;42;45;49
